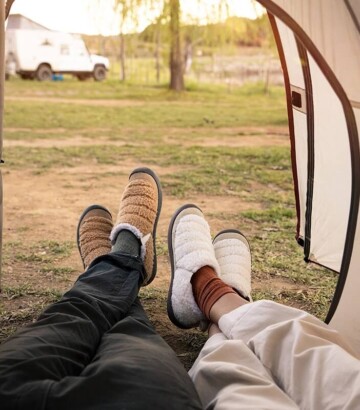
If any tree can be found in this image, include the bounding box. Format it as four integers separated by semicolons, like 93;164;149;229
168;0;184;91
167;0;231;91
113;0;144;81
140;0;235;90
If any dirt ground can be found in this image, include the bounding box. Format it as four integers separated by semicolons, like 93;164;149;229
0;123;290;369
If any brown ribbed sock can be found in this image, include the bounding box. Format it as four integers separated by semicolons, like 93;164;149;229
191;266;237;320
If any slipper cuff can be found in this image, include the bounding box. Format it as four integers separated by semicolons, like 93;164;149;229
220;273;251;300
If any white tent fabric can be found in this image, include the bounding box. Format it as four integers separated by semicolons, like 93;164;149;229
257;0;360;354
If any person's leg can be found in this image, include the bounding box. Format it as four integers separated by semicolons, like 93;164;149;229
0;204;145;409
59;168;200;409
2;254;143;404
49;299;201;410
215;299;360;410
205;234;360;409
189;332;299;410
0;168;158;409
168;205;360;409
168;205;298;409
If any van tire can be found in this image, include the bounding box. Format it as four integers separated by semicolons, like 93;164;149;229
36;65;52;81
93;65;106;81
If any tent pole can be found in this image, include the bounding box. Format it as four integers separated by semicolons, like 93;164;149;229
0;0;5;292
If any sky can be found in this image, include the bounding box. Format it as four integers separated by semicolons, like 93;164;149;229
10;0;265;36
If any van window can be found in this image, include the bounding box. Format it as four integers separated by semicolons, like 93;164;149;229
61;44;70;55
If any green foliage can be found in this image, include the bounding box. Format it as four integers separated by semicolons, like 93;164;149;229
140;15;273;48
84;15;275;59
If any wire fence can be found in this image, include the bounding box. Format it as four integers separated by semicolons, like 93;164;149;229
108;51;283;89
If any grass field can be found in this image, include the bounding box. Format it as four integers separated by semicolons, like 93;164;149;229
0;78;337;369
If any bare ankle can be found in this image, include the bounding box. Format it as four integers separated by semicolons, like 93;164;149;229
209;293;249;324
208;323;222;338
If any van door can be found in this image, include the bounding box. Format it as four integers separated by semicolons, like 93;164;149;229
60;38;92;73
70;39;93;72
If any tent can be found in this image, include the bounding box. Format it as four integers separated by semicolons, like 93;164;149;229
257;0;360;355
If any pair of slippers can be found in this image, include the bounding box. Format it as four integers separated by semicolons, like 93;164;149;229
167;204;252;329
77;168;251;330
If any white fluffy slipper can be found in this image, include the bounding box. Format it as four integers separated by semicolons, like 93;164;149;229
213;229;252;301
167;204;220;329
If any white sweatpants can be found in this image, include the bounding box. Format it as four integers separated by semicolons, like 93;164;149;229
189;301;360;410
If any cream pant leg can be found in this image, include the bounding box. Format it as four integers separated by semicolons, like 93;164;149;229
189;301;360;410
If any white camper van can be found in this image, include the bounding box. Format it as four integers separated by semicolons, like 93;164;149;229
5;15;110;81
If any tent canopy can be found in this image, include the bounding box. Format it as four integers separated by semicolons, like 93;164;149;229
257;0;360;354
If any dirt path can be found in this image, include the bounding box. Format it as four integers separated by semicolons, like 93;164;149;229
4;127;289;149
6;96;145;107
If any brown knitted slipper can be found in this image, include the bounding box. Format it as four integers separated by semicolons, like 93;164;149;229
77;204;113;270
110;168;162;286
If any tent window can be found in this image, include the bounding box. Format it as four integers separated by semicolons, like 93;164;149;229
290;85;306;114
292;91;302;108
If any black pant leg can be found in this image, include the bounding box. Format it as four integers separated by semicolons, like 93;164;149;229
45;299;202;410
0;253;143;410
